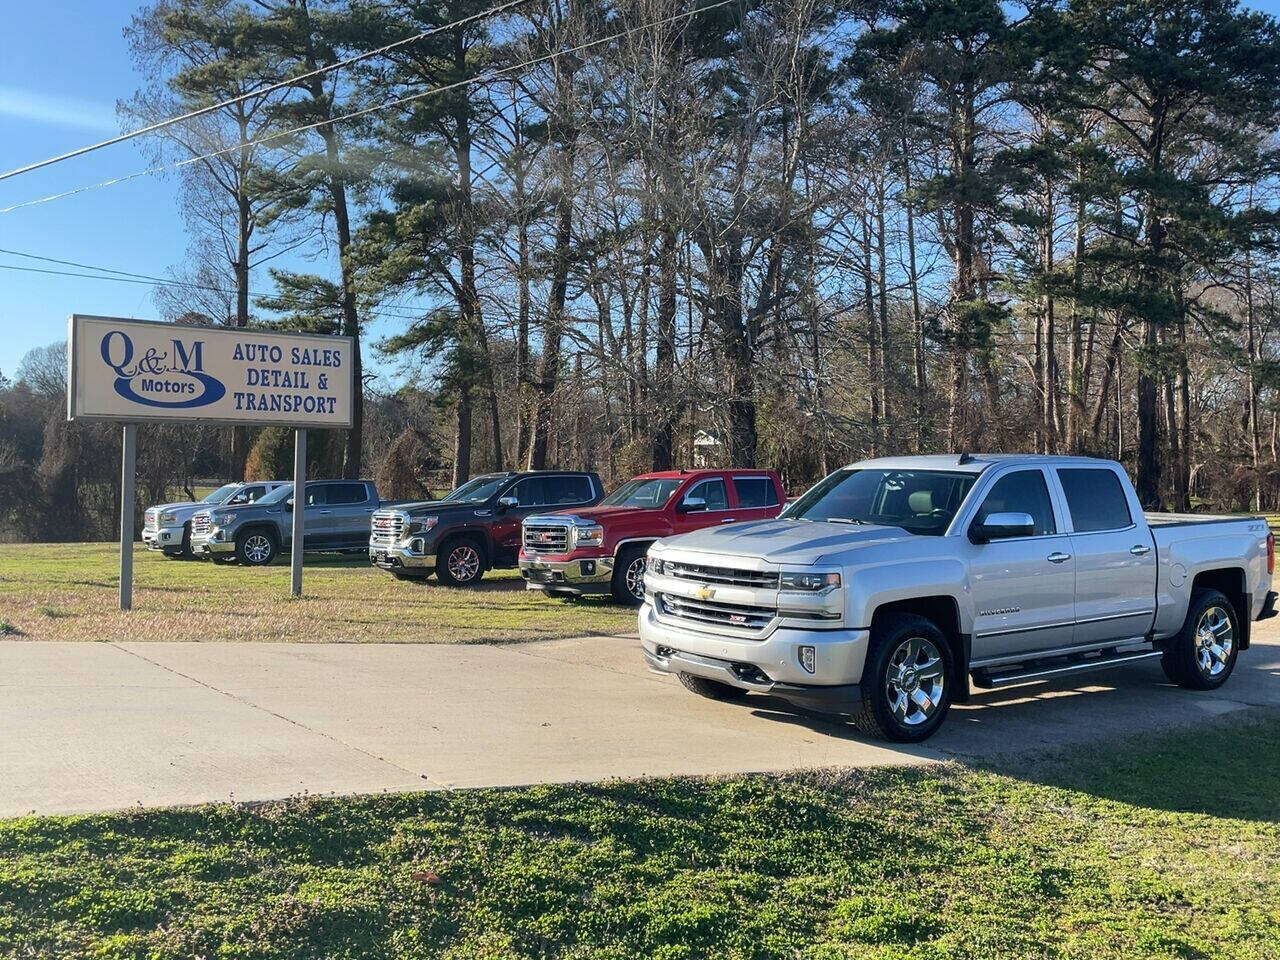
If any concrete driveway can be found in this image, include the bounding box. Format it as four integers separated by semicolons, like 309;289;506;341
2;626;1278;817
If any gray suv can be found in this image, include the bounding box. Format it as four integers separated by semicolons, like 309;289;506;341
191;480;381;566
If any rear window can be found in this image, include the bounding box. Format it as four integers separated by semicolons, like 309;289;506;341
733;476;779;508
327;483;369;505
1057;468;1133;532
546;475;595;504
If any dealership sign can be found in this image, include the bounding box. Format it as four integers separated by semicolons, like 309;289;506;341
67;314;354;428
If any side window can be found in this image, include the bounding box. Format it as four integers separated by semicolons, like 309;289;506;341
549;475;594;504
509;477;548;507
733;476;779;508
1057;469;1133;532
237;485;265;504
303;485;328;507
975;470;1056;536
328;483;369;505
684;478;729;510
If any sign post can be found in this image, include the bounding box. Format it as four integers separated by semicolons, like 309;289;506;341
67;315;354;610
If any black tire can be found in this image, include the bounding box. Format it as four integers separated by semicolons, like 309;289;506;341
611;544;649;606
678;672;750;701
850;613;954;743
436;537;485;586
1161;588;1240;690
178;522;193;559
235;528;278;567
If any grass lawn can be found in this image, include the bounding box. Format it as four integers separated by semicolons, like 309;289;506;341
0;543;637;644
1;716;1277;959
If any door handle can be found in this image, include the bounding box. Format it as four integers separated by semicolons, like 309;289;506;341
1047;552;1072;564
720;518;737;524
319;510;333;515
1130;544;1151;556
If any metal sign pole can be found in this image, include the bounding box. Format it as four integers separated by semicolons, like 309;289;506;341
119;423;137;611
291;428;306;597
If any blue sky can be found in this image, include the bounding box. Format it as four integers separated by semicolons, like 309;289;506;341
2;0;1279;382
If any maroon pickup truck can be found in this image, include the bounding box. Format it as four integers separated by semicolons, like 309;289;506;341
518;468;786;604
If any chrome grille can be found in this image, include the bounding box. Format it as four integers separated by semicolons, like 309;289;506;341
659;593;775;632
191;512;212;536
663;561;779;589
370;511;405;546
523;522;570;553
144;509;159;531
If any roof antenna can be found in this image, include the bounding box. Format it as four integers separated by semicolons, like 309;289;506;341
957;452;974;465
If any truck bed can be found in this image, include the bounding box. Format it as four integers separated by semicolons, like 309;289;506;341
1145;512;1267;529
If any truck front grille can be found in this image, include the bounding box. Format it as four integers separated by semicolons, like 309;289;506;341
658;593;775;632
524;522;570;553
370;511;405;546
191;513;212;536
663;561;779;589
144;509;159;531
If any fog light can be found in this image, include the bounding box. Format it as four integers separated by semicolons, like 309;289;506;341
799;645;816;674
580;559;596;576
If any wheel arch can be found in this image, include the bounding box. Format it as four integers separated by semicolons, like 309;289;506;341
1190;567;1249;649
438;526;491;566
869;595;970;702
613;537;657;559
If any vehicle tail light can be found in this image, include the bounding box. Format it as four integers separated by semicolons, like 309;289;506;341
1268;532;1275;575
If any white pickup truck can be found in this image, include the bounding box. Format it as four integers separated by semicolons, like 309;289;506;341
640;454;1277;742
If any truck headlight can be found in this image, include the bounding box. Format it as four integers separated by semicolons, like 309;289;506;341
780;571;841;593
160;510;179;524
411;517;438;534
649;557;665;575
573;524;605;547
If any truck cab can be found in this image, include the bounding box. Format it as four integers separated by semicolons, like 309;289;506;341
519;469;786;604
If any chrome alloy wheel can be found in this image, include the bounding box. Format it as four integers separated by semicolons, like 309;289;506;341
625;556;647;601
447;544;481;582
885;635;946;727
243;534;273;564
1194;604;1234;678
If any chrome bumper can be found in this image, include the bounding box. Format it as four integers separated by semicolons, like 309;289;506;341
191;532;235;556
369;540;436;572
141;525;183;551
638;601;869;688
519;554;614;593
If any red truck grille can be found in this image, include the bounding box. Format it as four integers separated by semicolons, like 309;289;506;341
523;523;570;553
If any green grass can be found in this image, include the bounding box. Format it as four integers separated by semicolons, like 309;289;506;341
0;543;637;644
2;716;1278;959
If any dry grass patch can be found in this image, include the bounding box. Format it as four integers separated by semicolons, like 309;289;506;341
0;543;637;644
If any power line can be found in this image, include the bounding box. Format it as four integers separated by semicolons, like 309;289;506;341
0;0;739;215
0;0;537;184
0;247;224;290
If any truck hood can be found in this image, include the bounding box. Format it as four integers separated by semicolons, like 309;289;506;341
657;518;913;565
396;499;494;518
148;501;209;514
532;504;658;525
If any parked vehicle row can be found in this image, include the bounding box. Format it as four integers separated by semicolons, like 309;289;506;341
143;481;287;558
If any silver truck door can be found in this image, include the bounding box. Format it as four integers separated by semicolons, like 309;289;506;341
965;468;1077;658
1054;466;1157;644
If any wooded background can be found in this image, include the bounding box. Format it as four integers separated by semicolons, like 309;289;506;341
3;0;1280;542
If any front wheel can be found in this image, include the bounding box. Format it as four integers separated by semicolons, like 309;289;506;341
1161;588;1239;690
611;545;648;605
235;529;278;567
437;538;485;586
678;673;749;701
851;614;953;743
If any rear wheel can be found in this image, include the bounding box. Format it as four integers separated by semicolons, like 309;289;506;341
1161;588;1239;690
236;529;278;567
611;545;648;605
851;614;953;743
678;673;749;701
437;538;484;586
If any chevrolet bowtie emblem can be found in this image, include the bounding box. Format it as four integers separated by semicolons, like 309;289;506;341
696;586;715;600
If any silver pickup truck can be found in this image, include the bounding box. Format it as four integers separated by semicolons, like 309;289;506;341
142;481;286;558
641;454;1277;742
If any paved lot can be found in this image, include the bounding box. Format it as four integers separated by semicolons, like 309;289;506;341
2;626;1278;817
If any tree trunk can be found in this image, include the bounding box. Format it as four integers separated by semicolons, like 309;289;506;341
651;219;677;470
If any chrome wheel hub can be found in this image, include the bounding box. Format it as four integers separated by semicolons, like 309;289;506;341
1194;605;1234;678
625;557;646;600
448;545;480;582
244;535;271;563
886;636;945;727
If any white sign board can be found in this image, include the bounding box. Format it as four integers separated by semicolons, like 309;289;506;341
67;314;354;428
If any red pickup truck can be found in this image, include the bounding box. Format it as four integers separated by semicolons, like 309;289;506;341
518;468;786;604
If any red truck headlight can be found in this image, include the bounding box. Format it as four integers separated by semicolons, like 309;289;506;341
573;524;605;548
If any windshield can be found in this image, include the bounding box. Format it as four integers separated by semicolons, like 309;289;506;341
442;474;510;504
203;483;241;503
601;477;684;508
782;468;977;536
257;484;294;505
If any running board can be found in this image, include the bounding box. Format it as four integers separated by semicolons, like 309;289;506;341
971;649;1164;689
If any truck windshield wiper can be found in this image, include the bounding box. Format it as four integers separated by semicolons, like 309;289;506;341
826;517;867;525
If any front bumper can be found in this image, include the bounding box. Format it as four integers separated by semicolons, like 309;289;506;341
191;531;235;557
519;553;614;594
369;538;436;572
638;601;870;697
142;524;184;552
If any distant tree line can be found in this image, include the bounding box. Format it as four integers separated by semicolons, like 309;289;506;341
4;0;1280;541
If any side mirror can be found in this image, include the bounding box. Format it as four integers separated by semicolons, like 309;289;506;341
496;495;519;512
970;511;1035;543
284;499;294;512
677;496;707;514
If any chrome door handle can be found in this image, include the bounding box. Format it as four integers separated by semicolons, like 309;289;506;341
720;518;737;524
1130;544;1151;556
319;510;333;515
1047;552;1072;564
